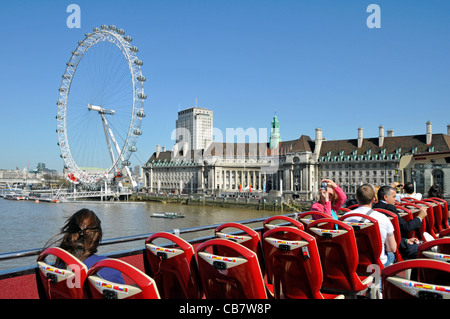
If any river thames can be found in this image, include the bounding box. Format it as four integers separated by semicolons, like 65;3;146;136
0;197;280;271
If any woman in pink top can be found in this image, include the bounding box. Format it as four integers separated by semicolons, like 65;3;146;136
311;179;347;220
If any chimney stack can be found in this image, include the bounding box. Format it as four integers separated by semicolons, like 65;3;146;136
156;144;160;158
387;129;394;137
357;127;363;148
378;125;385;147
447;125;450;135
426;121;432;145
315;128;323;141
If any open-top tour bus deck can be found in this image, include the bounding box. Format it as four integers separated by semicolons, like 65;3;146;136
1;198;450;300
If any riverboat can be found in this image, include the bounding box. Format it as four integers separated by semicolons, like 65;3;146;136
0;197;449;302
151;212;185;219
3;193;27;200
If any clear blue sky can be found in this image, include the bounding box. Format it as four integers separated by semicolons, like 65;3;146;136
1;0;449;171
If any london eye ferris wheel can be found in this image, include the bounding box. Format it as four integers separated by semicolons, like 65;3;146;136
56;25;146;187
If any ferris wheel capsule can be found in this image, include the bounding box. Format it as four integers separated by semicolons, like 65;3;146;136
109;25;117;31
130;46;139;52
137;93;147;99
134;59;143;66
133;129;142;135
136;110;146;118
117;28;125;35
122;160;131;166
101;24;109;30
137;75;146;82
93;27;100;32
123;35;132;42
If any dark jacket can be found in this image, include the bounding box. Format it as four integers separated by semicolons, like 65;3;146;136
373;201;422;238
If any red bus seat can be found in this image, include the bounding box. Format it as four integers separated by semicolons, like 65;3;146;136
262;215;304;238
397;202;428;241
339;213;384;275
421;198;444;234
297;211;335;229
306;219;373;296
417;237;450;263
382;259;450;299
84;258;160;299
196;238;267;299
429;197;450;230
262;226;344;299
36;247;88;299
143;232;202;299
373;208;403;262
412;200;438;239
400;197;416;202
337;207;351;215
440;228;450;238
395;205;415;238
214;222;265;276
347;204;359;210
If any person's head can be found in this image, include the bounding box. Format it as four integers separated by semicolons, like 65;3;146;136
378;186;396;205
356;184;376;206
318;185;338;205
403;182;415;194
59;208;103;261
428;184;443;198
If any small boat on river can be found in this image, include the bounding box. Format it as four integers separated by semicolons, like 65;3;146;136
151;212;185;219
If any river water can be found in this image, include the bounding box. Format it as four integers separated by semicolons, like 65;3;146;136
0;197;279;271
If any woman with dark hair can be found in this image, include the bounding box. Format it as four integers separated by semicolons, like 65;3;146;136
427;184;443;199
44;208;124;284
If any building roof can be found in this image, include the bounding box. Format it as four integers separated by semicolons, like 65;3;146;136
319;134;450;157
145;133;450;164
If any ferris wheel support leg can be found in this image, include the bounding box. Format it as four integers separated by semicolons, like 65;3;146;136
100;114;116;165
100;112;138;189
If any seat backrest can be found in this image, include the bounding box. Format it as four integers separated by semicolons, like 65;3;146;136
382;259;450;299
400;197;417;202
262;215;304;237
412;200;438;239
262;226;325;299
373;208;403;262
143;232;202;299
440;228;450;238
429;197;449;229
421;198;444;234
347;204;359;210
214;222;265;275
339;213;384;274
394;205;414;238
306;218;370;293
297;211;334;229
84;258;160;299
417;237;450;262
396;202;427;240
196;238;267;299
36;247;88;299
215;222;261;255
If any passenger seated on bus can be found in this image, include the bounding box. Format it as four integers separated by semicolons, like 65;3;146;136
343;184;397;267
43;208;124;284
374;186;426;260
311;179;347;221
398;182;422;200
425;184;443;199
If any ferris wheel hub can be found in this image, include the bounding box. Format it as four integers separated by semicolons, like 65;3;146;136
88;104;115;115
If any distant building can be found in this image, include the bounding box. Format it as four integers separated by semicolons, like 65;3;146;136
175;106;213;151
143;109;450;199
